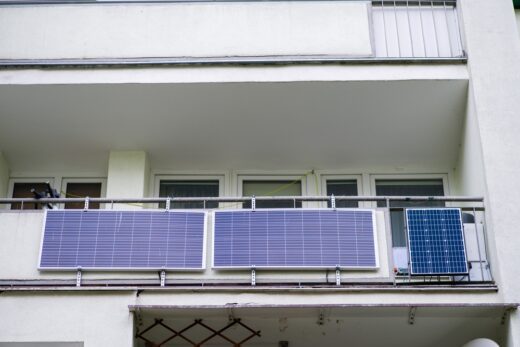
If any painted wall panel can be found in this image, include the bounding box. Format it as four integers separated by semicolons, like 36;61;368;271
0;2;373;59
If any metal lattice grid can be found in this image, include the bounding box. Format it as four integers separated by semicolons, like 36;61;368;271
136;318;261;347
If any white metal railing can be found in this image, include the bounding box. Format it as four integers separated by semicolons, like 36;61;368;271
372;0;463;58
0;195;483;206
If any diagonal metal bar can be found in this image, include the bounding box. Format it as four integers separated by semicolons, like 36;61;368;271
136;318;162;342
238;333;260;346
157;320;199;346
235;319;262;344
139;336;157;347
136;317;261;346
235;319;261;337
196;319;240;346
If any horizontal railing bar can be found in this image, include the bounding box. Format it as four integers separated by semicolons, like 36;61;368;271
0;0;457;6
0;195;484;204
0;56;466;69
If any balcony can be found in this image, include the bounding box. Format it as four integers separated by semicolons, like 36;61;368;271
0;0;464;66
0;195;493;289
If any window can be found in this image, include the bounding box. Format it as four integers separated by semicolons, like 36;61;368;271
11;182;49;210
159;180;219;209
242;180;302;208
326;180;359;208
375;179;445;247
64;182;102;209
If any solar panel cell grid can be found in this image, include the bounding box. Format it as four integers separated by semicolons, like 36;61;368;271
213;209;378;269
39;210;206;270
406;208;468;275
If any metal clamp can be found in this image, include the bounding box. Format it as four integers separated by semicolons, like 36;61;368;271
83;197;89;211
408;306;417;325
331;194;336;209
160;270;166;287
251;266;256;286
165;197;171;211
501;307;515;325
335;266;342;286
252;195;256;211
76;268;82;287
317;310;325;326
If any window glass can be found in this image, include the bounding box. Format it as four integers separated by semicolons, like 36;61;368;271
65;182;102;209
326;180;358;208
375;179;444;247
159;180;219;209
11;182;48;210
242;180;302;208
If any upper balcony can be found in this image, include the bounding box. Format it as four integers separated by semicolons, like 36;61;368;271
0;0;464;66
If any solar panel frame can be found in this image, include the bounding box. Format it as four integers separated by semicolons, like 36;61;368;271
406;208;469;276
212;208;379;270
38;209;208;271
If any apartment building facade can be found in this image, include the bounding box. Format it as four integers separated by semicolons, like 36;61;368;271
0;0;519;346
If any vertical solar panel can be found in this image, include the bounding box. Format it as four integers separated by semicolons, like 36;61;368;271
39;210;206;270
213;209;378;269
406;208;468;275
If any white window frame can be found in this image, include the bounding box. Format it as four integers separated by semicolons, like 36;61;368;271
237;174;307;197
369;173;450;207
60;177;107;209
154;174;225;208
237;173;308;208
61;177;107;198
6;177;55;210
319;174;363;208
154;174;225;197
8;177;55;199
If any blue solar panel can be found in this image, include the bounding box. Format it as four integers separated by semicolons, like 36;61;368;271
406;208;468;275
39;210;206;270
213;209;378;269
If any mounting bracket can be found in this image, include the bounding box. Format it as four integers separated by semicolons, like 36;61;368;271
76;268;82;287
408;306;417;325
160;270;166;287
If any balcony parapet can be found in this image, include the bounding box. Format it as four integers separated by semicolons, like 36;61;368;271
0;0;464;67
0;196;492;288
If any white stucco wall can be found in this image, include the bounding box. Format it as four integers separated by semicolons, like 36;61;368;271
0;2;373;60
452;89;485;196
0;293;134;346
459;0;520;345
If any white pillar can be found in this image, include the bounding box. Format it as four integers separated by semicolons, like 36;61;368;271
106;151;150;209
460;0;520;345
0;152;9;199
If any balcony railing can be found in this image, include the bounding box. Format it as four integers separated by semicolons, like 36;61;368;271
372;0;463;59
0;195;492;287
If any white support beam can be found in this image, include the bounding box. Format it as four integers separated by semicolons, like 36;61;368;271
106;151;150;210
0;152;9;200
460;0;520;344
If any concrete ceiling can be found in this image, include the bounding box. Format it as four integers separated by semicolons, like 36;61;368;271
0;80;468;174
